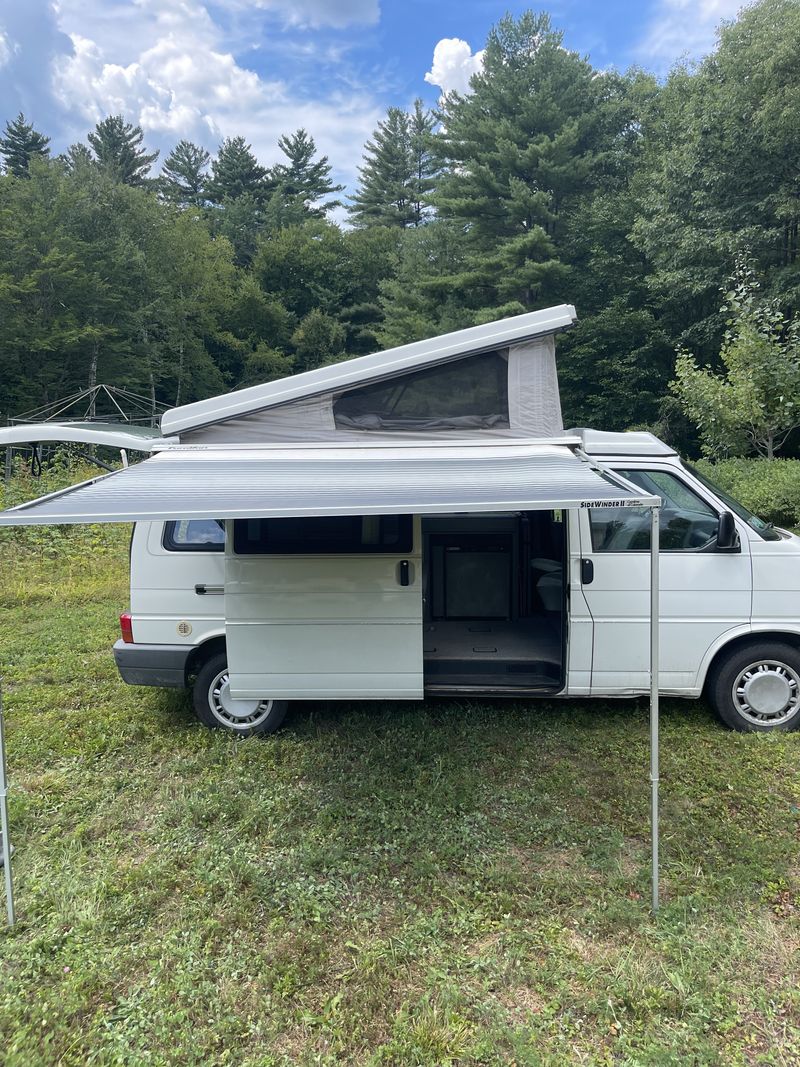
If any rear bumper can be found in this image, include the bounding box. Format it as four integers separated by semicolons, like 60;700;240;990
113;640;191;688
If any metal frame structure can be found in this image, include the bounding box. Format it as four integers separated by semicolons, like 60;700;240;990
10;385;167;428
3;386;170;484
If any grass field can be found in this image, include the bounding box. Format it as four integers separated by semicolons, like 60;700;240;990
1;522;799;1065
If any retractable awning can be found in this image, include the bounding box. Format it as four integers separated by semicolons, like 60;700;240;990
0;439;664;921
0;442;657;526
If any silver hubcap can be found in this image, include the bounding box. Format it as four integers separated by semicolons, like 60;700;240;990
732;660;800;726
208;670;274;731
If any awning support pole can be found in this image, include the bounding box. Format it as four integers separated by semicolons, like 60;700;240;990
650;506;660;915
0;680;16;926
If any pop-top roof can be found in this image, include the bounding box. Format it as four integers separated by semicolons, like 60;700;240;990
161;305;577;437
570;428;677;458
0;441;656;527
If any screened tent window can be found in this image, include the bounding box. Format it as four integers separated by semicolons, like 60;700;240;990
164;519;225;551
234;515;413;555
333;350;509;431
589;469;719;551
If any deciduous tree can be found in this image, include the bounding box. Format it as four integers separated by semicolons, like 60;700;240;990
632;0;800;357
671;257;800;458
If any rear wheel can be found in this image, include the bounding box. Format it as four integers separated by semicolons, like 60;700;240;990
192;652;288;736
707;642;800;732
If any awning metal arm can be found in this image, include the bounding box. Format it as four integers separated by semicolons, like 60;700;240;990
0;680;16;927
650;506;660;914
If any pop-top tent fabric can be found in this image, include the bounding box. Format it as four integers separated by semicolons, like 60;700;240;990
0;442;656;525
164;306;576;444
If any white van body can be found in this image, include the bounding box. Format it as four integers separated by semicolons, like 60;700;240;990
113;427;800;732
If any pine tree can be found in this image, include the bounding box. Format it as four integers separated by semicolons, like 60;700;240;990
433;12;604;314
272;128;343;217
408;100;438;226
63;143;94;172
378;221;474;346
206;136;270;203
210;193;268;267
349;102;437;228
0;113;50;177
160;140;211;206
87;115;159;186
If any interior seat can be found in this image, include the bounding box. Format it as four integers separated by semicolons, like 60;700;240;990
537;572;563;612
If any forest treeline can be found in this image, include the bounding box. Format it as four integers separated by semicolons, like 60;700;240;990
0;0;798;452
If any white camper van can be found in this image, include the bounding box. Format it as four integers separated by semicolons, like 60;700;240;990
3;305;800;737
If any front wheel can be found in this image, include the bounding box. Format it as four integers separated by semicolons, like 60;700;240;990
192;652;288;736
707;642;800;732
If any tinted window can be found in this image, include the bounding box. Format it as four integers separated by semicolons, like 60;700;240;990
233;515;413;555
333;351;509;431
589;469;719;551
164;519;225;552
686;463;781;541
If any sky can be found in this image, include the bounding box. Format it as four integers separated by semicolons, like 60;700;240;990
0;0;746;198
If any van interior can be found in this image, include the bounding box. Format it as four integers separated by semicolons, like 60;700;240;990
421;511;566;694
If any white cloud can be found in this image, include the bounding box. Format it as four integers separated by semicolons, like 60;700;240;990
637;0;744;67
0;2;74;132
54;28;281;139
424;38;484;97
0;31;12;70
47;0;382;191
221;0;380;29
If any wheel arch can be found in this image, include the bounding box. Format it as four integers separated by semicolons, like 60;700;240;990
185;634;227;683
701;627;800;691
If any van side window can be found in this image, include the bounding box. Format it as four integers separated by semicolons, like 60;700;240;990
233;515;413;555
589;469;719;551
163;520;225;552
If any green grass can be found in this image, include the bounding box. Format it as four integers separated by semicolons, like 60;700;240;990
1;531;799;1065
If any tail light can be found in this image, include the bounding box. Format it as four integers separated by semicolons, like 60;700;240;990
119;612;134;644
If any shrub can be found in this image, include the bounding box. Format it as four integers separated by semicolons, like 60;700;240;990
0;451;128;558
695;457;800;529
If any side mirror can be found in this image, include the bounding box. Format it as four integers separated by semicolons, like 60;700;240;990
716;511;739;551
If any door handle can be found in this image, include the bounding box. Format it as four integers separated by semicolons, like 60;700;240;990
581;559;594;585
398;560;410;586
195;584;224;596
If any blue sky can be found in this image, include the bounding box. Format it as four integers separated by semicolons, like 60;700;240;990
0;0;744;197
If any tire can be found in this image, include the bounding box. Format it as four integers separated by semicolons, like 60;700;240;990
192;652;288;736
707;641;800;732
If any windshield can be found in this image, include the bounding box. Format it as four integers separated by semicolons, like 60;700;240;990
685;463;781;541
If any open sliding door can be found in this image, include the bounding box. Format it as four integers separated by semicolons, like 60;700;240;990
224;515;424;701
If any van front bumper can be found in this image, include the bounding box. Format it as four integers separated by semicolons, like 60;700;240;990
113;640;191;688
